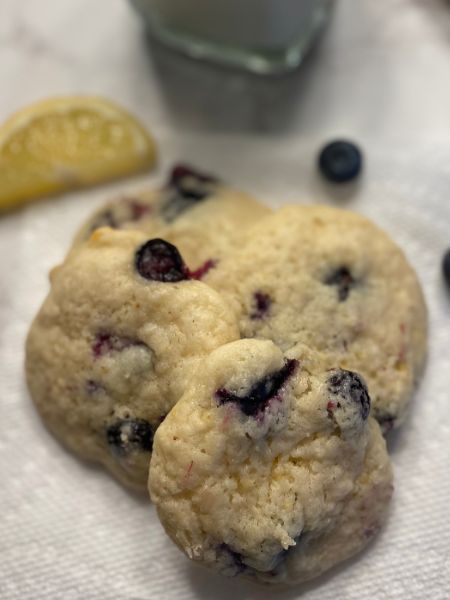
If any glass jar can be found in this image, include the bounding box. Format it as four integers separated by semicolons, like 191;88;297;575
131;0;334;74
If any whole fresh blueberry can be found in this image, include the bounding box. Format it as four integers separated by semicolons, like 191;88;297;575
442;249;450;287
135;238;188;282
318;140;363;183
106;418;154;456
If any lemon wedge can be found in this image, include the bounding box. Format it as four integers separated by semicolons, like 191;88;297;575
0;96;157;211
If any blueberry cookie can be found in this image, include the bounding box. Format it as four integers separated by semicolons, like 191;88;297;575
149;339;393;585
206;205;428;430
26;228;239;490
72;164;271;273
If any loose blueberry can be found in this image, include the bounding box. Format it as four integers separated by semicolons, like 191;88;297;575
250;291;272;320
324;266;355;301
216;359;298;417
442;249;450;288
92;332;142;358
106;419;154;456
135;238;188;282
328;369;370;420
318;140;363;183
162;163;219;222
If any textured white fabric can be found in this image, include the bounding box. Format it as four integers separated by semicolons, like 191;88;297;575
1;0;450;598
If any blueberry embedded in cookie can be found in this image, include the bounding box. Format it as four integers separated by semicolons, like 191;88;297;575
161;163;219;222
326;369;371;434
107;418;155;456
149;339;393;585
250;291;272;320
135;238;189;282
324;266;356;302
215;358;297;417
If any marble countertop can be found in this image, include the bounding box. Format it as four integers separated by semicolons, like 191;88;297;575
1;0;449;143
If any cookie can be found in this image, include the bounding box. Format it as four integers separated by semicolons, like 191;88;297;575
26;228;239;490
206;205;428;430
72;164;271;272
149;339;393;585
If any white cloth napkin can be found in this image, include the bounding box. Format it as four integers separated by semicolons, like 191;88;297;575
0;136;449;600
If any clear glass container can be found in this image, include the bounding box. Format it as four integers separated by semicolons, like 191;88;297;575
131;0;334;74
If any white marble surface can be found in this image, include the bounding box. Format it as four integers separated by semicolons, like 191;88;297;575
0;2;450;600
1;0;450;141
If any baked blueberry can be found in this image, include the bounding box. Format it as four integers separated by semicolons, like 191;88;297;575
220;544;247;574
318;140;363;183
328;369;370;421
107;419;154;456
168;164;218;199
162;164;219;222
250;291;272;319
324;266;355;301
442;249;450;288
216;358;297;417
135;238;188;282
92;332;141;358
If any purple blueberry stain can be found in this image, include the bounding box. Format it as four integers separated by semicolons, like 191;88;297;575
250;291;272;320
327;369;370;421
216;359;298;417
187;258;217;280
135;238;189;282
106;418;154;456
161;163;219;222
324;266;356;302
127;199;152;221
92;333;145;358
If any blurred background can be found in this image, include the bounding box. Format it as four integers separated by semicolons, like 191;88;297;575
1;0;449;141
